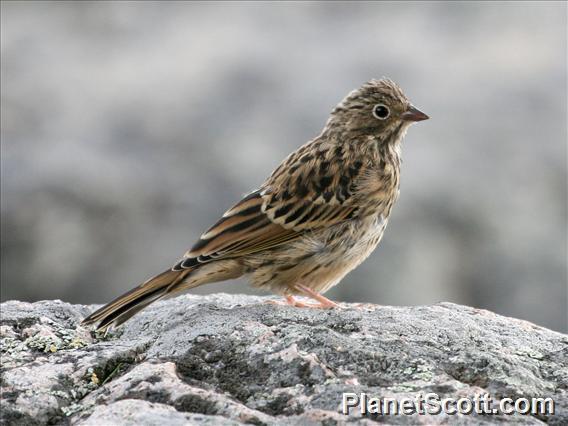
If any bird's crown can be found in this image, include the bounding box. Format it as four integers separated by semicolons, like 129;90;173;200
337;78;409;111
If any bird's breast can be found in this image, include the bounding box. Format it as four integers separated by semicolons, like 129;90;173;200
355;161;400;218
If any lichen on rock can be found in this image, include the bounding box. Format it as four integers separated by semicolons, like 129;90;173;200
1;294;566;425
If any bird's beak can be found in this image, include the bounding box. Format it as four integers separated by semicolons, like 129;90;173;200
401;105;429;122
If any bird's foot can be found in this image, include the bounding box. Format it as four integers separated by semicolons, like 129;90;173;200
266;293;339;309
292;284;340;309
291;296;318;308
266;295;319;308
286;295;318;308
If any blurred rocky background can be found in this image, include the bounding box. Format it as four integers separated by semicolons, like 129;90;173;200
1;2;566;332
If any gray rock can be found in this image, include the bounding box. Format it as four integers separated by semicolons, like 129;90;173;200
1;294;566;425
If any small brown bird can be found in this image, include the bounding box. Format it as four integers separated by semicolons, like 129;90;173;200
82;78;428;331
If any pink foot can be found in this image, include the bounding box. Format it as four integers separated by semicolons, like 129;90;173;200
266;295;337;308
265;295;311;307
292;284;340;309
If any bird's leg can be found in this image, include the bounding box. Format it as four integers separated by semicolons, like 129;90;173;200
285;295;313;308
292;284;340;309
265;295;312;307
265;285;339;309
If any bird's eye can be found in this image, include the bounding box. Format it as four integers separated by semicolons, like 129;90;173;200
372;104;390;120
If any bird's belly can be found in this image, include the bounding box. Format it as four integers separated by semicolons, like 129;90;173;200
248;214;388;295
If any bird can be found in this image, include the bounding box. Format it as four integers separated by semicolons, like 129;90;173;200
82;78;428;331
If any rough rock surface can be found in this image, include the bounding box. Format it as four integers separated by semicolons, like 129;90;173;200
1;294;566;425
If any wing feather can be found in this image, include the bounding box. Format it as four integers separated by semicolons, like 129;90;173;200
173;140;364;270
173;191;298;269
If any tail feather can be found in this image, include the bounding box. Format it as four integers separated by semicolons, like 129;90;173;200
82;268;189;331
82;259;244;331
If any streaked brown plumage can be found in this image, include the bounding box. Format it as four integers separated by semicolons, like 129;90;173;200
82;78;428;331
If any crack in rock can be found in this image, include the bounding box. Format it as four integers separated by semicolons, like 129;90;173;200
1;294;566;425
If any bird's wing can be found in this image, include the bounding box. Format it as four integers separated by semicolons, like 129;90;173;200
261;141;363;230
174;191;298;269
173;144;362;270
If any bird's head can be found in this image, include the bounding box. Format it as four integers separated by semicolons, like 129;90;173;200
326;78;428;141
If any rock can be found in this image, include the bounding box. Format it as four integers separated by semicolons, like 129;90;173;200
1;294;566;425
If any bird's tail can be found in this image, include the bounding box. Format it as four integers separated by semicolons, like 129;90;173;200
81;268;191;332
82;260;243;331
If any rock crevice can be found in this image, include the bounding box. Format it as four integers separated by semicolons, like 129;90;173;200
1;294;566;425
